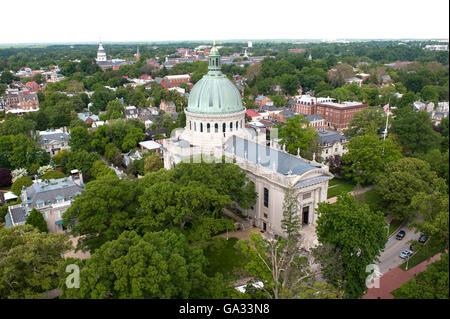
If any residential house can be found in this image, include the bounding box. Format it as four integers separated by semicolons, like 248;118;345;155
317;129;349;160
5;176;84;233
37;128;71;157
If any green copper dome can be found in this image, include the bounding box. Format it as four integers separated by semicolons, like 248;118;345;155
186;43;244;115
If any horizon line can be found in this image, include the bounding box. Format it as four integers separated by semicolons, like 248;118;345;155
0;37;449;47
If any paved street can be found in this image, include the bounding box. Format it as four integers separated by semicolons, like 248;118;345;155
377;220;421;274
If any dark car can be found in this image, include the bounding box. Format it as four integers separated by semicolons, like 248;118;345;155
396;230;406;240
418;235;428;243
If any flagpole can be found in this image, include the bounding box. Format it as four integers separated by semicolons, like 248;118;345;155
382;99;390;156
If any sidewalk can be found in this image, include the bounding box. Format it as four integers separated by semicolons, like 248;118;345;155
363;252;443;299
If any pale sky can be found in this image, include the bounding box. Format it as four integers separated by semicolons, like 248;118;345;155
1;0;448;44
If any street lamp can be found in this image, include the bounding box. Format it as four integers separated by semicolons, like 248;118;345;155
386;224;389;237
405;255;409;271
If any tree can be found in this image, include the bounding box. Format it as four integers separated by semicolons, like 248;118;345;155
410;192;449;250
59;230;224;299
41;170;66;180
89;160;117;179
0;225;71;298
344;106;387;137
277;115;320;160
69;127;90;152
270;95;288;107
143;153;163;174
280;184;301;241
375;158;447;221
11;176;33;196
25;208;48;233
392;253;448;299
63;175;138;252
315;193;387;298
105;100;125;120
342;135;402;185
390;110;441;154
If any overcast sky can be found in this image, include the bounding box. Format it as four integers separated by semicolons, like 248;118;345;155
1;0;448;44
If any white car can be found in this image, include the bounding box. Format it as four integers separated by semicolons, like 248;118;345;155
400;250;413;259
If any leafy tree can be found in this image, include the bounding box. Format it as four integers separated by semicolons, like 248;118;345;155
105;100;125;120
143;153;163;175
280;184;301;241
344;106;386;137
315;193;387;298
342;135;402;185
89;160;117;179
392;253;448;299
270;95;288;107
63;150;101;176
69;127;90;152
390;110;441;154
63;175;138;251
11;176;33;196
410;192;449;250
375;158;447;221
59;230;226;299
41;170;66;180
0;225;71;298
25;208;48;233
277;115;320;160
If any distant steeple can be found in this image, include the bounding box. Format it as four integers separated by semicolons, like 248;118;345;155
308;53;312;61
135;46;140;61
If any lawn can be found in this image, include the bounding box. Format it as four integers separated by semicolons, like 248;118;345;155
400;236;444;270
203;237;248;279
327;183;356;199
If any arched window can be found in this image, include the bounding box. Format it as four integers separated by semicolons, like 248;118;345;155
230;122;233;131
215;123;218;133
200;123;203;132
189;121;192;130
222;123;226;133
216;57;219;66
194;122;197;131
207;123;210;133
236;121;239;129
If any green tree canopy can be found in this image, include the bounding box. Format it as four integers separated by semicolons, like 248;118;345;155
392;253;448;299
59;230;226;299
315;193;387;298
0;225;71;298
375;157;447;221
25;208;48;233
342;135;402;185
390;110;441;154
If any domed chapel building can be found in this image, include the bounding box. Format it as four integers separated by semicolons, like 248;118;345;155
163;43;333;250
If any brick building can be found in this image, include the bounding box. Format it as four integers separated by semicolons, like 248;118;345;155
160;74;191;89
316;101;368;131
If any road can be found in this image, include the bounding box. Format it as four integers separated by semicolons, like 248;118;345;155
376;220;421;274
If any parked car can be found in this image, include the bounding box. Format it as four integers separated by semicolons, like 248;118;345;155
400;250;413;259
396;230;406;240
418;235;428;243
